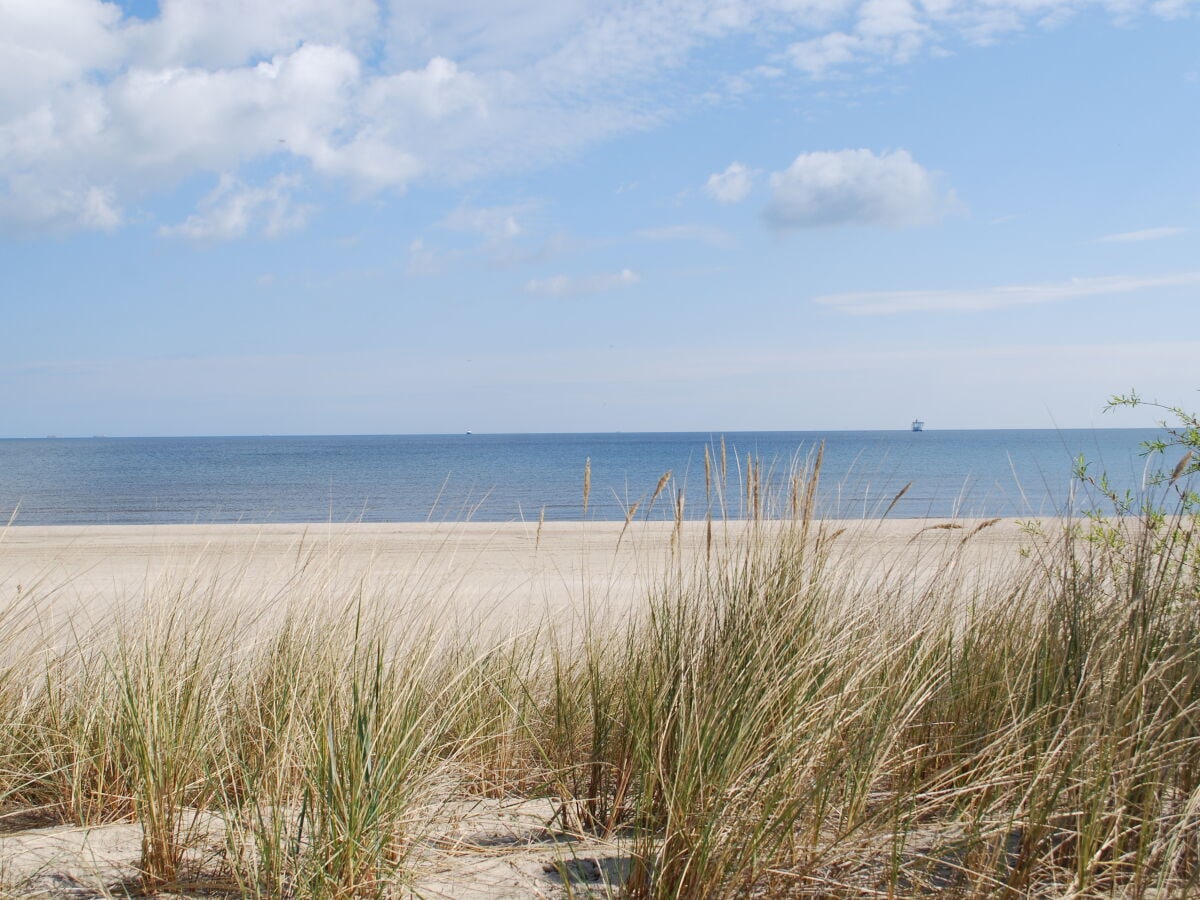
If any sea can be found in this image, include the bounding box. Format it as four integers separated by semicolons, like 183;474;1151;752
0;429;1176;526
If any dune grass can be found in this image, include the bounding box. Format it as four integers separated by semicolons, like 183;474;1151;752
0;456;1198;897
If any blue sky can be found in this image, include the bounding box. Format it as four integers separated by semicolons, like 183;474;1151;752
2;0;1197;436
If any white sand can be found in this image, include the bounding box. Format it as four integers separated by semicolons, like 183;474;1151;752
0;517;1038;627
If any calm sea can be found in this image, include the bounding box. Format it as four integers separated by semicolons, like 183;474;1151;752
0;430;1172;526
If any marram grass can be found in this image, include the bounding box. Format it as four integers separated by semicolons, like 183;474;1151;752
0;462;1198;898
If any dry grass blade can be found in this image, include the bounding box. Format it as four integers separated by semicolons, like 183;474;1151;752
907;521;963;544
704;445;712;507
671;490;685;552
960;517;1002;545
646;470;672;518
1170;450;1193;484
881;480;913;520
616;500;641;549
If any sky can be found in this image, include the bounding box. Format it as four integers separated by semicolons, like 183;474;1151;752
1;0;1198;436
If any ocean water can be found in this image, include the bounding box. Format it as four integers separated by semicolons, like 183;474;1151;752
0;429;1173;526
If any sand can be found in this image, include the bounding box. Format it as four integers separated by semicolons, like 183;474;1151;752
0;517;1035;623
0;517;1041;898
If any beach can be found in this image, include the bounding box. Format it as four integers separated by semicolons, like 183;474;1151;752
0;517;1034;628
3;513;1193;898
0;517;1035;896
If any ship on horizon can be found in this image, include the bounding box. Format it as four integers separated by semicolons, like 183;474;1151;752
911;419;925;432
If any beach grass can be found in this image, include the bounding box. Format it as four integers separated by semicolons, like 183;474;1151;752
0;459;1198;897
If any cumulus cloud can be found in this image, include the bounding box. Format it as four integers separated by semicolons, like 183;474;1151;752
813;272;1200;315
0;0;1191;234
364;57;489;121
0;0;123;118
1097;226;1186;243
525;268;640;298
111;45;362;171
704;162;755;204
160;174;311;240
764;149;950;230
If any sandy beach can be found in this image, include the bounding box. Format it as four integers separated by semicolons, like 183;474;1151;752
0;516;1101;899
0;517;1036;627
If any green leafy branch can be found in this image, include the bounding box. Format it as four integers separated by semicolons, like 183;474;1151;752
1105;390;1200;511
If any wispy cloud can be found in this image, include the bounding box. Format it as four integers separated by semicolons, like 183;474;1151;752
406;238;463;276
1097;226;1186;243
814;272;1200;314
440;203;536;241
160;174;310;240
489;232;577;268
525;268;640;298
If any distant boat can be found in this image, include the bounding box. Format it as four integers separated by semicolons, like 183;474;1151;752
466;430;472;435
911;419;925;432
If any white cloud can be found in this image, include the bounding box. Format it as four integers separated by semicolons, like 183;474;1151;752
109;44;368;178
857;0;925;37
1150;0;1193;18
787;32;865;76
364;57;490;121
764;148;950;229
78;185;122;229
525;268;640;298
814;272;1200;314
704;162;755;204
0;177;122;233
1097;226;1186;243
0;0;1192;234
441;203;533;241
0;0;123;119
381;0;592;72
126;0;380;69
779;0;1193;76
160;174;311;240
